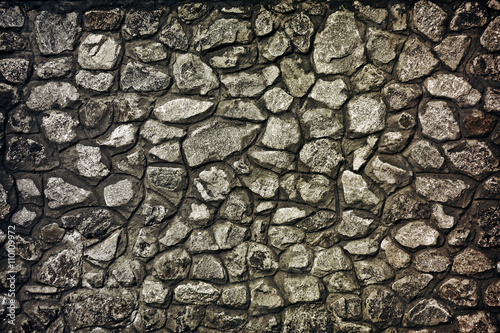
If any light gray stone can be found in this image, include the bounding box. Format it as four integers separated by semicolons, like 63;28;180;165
148;141;181;163
424;74;481;107
217;99;266;122
365;154;413;194
249;278;284;315
346;93;386;137
209;45;257;70
415;174;473;208
282;304;330;333
405;298;451;326
412;1;447;41
311;246;352;277
173;53;219;95
75;70;114;92
324;271;360;293
11;207;38;227
0;58;29;83
280;55;315;97
284;12;314;53
142;277;170;305
174;281;220;305
26;82;79;111
130;42;167;63
41;111;79;144
61;144;109;179
263;87;293;113
154;96;214;123
354;1;388;24
300;108;343;140
343;228;384;256
338;210;377;239
281;274;323;304
260;31;291;61
406;140;445;171
395;36;439;82
96;124;137;149
382;82;422;111
352;64;389;93
341;170;381;208
213;222;249;250
419;100;460;142
120;61;171;92
103;179;134;207
381;237;411;269
0;6;24;28
434;35;471;70
140;119;185;145
354;259;394;285
414;248;451;273
299;139;343;177
221;71;269;97
268;226;305;250
452;247;495;276
261;115;301;151
194;17;253;52
255;9;275;36
249;147;295;173
194;166;235;202
395;221;439;248
366;27;405;65
34;57;72;79
309;78;348;109
78;34;121;70
45;177;91;209
192;255;226;282
280;173;334;205
442;140;499;180
34;11;79;55
456;312;499;333
279;244;313;273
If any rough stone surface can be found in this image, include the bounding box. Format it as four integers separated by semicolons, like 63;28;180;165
442;140;499;180
434;35;471;70
173;53;219;95
346;93;387;137
412;1;447;42
34;12;79;55
395;36;439;82
120;61;171;92
424;74;481;107
419;100;460;142
309;78;348;109
78;34;122;70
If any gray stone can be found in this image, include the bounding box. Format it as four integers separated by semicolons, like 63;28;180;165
279;244;313;273
0;32;25;53
395;36;439;82
404;298;451;326
120;61;171;92
354;259;394;285
5;135;59;172
60;208;124;239
61;144;109;180
313;10;365;75
79;98;113;138
153;248;191;281
268;226;305;250
300;108;343;140
378;130;412;154
165;305;204;333
419;100;460;142
109;257;145;286
209;45;257;70
282;304;330;333
311;246;352;277
75;70;114;92
366;27;404;65
218;284;249;309
159;17;189;51
255;9;275;36
177;2;207;22
280;55;315;97
353;2;386;24
263;87;293;113
7;107;38;134
249;278;284;315
415;174;474;208
299;139;344;177
221;70;270;97
146;166;186;198
342;227;385;256
16;178;41;202
365;154;413;194
192;255;226;282
381;237;411;269
194;17;253;52
140;119;185;145
280;274;323;303
41;111;79;144
45;177;91;209
485;280;500;306
414;248;451;273
466;201;500;247
186;229;219;253
11;206;38;228
26;82;79;111
98;123;138;148
260;31;291;61
142;277;170;305
173;53;219;95
261;115;301;151
213;222;249;250
63;288;136;330
406;140;445;171
346;93;387;137
34;11;79;55
363;286;403;325
309;78;348;109
78;34;121;70
0;6;24;28
327;293;361;320
115;93;154;122
456;312;499;333
284;13;314;53
442;140;499;180
194;165;236;202
248;147;295;173
341;170;381;209
395;221;439;249
245;315;281;333
247;242;278;278
434;35;471;70
84;230;120;263
338;210;376;240
452;247;495;276
352;64;389;93
481;16;500;52
324;270;360;293
223;243;248;282
272;206;310;225
122;10;162;39
154;95;214;123
424;74;481;107
159;216;191;247
468;53;500;81
183;118;259;167
280;173;334;205
448;227;471;246
431;203;456;229
132;227;159;258
382;82;422;111
392;273;433;299
217;99;266;122
83;8;123;31
439;277;479;307
412;1;447;42
129;42;167;63
450;2;488;31
0;58;29;83
148;141;181;163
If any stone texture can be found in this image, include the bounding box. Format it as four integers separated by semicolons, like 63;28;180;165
456;312;499;333
404;298;452;326
419;100;460;142
341;170;381;209
261;115;301;151
309;78;348;109
282;304;330;333
34;12;79;55
300;108;343;140
365;154;413;194
395;36;439;82
412;1;447;42
415;174;474;208
414;248;452;273
434;35;471;70
84;9;123;30
382;83;422;111
439;277;479;307
299;139;343;177
26;82;79;111
41;111;79;144
194;17;253;52
363;286;403;325
406;140;445;171
346;93;386;138
122;10;162;39
0;6;24;28
159;17;189;51
260;31;291;61
0;58;29;83
75;70;114;92
424;74;481;107
78;34;121;70
354;259;394;285
173;53;219;95
120;61;171;92
481;16;500;52
452;247;495;276
280;55;315;97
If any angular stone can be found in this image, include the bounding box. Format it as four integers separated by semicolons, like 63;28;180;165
431;203;457;229
363;286;403;324
352;64;389;93
309;78;348;109
456;312;499;333
178;2;207;22
26;82;79;111
469;53;500;81
109;257;145;286
192;255;226;283
245;315;281;333
481;16;500;52
324;270;360;293
84;9;123;30
10;206;38;228
260;31;291;61
381;238;411;269
338;210;377;239
392;273;433;299
217;99;266;122
424;74;481;107
450;2;488;31
45;177;91;209
327;293;361;320
343;227;385;256
186;229;219;254
366;27;404;65
299;139;343;177
419;100;460;142
193;165;236;202
313;10;365;75
60;208;124;239
140;119;184;145
120;61;171;92
129;41;167;63
63;288;136;330
103;178;135;208
249;278;284;315
213;222;249;250
485;281;500;306
382;82;422;111
272;206;309;225
284;12;314;53
165;305;204;333
280;274;323;304
0;58;29;83
255;9;275;36
0;6;24;28
78;34;121;70
405;298;451;326
0;32;25;53
462;110;497;138
346;93;387;137
280;55;315;98
280;173;335;205
365;154;413;194
415;174;474;208
261;115;301;151
263;87;293;113
279;244;313;273
113;94;153;122
34;11;79;55
41;111;79;144
173;53;218;95
122;10;162;39
354;259;394;286
247;243;278;277
96;126;138;152
442;140;499;181
61;144;109;180
300;108;343;140
221;70;270;97
268;226;305;250
439;277;479;307
209;45;257;70
406;140;444;171
194;18;253;52
434;35;471;71
341;170;381;208
34;57;72;79
159;17;189;51
452;247;495;276
248;147;295;173
395;36;439;82
448;227;472;246
395;221;439;249
412;1;447;41
467;201;500;247
153;248;191;281
282;304;330;333
311;246;352;277
75;70;114;92
153;96;213;124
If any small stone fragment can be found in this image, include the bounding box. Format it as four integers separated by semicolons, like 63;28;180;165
159;17;189;51
255;9;274;36
209;45;257;70
284;12;314;53
424;74;481;107
311;246;352;277
485;280;500;306
178;2;207;22
282;304;330;333
395;221;439;249
365;154;413;194
249;278;284;315
382;82;422;111
299;139;344;177
280;55;315;97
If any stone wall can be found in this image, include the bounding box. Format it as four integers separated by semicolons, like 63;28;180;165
0;0;499;332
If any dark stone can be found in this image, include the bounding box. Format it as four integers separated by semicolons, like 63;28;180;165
466;201;500;247
34;12;79;55
450;2;489;31
0;32;26;53
84;9;123;30
60;208;125;239
122;10;162;39
282;304;330;333
462;110;497;137
383;188;431;224
5;135;59;172
475;176;500;200
469;53;500;81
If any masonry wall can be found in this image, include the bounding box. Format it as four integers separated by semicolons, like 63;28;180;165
0;0;499;332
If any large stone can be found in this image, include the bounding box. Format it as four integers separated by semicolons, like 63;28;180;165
354;259;394;285
153;96;214;123
279;274;323;304
165;305;204;333
414;248;452;273
249;278;284;315
383;188;430;224
191;255;226;283
41;111;79;144
338;210;377;239
61;144;109;180
173;53;218;95
382;82;422;111
450;2;488;31
159;17;189;51
313;10;365;75
327;293;361;320
280;55;315;97
78;34;122;70
424;74;481;107
0;58;29;83
248;147;295;173
363;286;403;325
300;108;343;140
261;115;301;151
466;201;500;247
452;247;495;276
415;174;474;208
481;16;500;52
284;12;314;53
262;87;293;113
44;177;91;209
346;93;386;138
439;277;479;307
26;82;79;111
193;165;236;202
405;298;451;326
442;140;499;181
434;35;471;71
268;226;305;250
75;70;114;92
352;64;389;93
254;9;275;36
194;17;253;52
34;11;79;55
394;221;439;249
419;100;460;142
153;248;191;281
34;57;72;79
120;61;171;92
279;244;313;273
282;304;330;333
60;208;124;239
122;10;162;39
140;119;185;145
217;99;266;122
128;41;168;63
395;35;439;82
260;31;291;61
411;1;447;42
311;246;352;277
299;139;343;177
183;118;259;167
309;78;348;109
392;273;433;299
456;312;499;333
221;69;273;98
366;27;404;65
0;6;24;28
324;271;360;293
341;170;381;209
280;173;334;205
83;9;123;30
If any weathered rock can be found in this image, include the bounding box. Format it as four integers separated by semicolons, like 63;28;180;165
0;6;24;28
282;304;330;333
34;11;79;55
41;111;79;144
44;177;91;209
414;248;452;273
79;98;113;138
178;2;207;22
268;226;305;250
153;248;191;281
165;305;205;333
245;315;281;333
279;244;313;273
277;273;324;304
469;200;500;248
0;58;29;83
415;174;474;208
419;100;460;142
354;259;393;286
439;277;479;307
247;242;278;277
255;9;275;36
365;154;413;194
352;64;389;93
60;207;124;239
354;1;388;24
406;140;444;171
209;45;257;70
299;139;343;177
26;82;79;111
434;35;471;70
462;110;497;138
0;32;26;53
448;227;472;246
342;226;385;256
424;74;481;107
78;34;122;70
159;17;189;51
191;254;226;283
84;9;123;30
280;55;315;97
173;53;219;95
98;123;138;148
213;222;249;250
128;41;168;63
341;170;382;209
280;173;334;205
395;36;439;82
469;53;500;81
481;16;500;52
120;61;171;92
366;27;404;66
412;1;447;41
442;140;498;181
346;93;387;138
313;10;365;75
300;108;343;140
193;165;237;202
248;147;295;173
260;31;291;61
61;144;109;180
194;17;253;52
452;247;495;276
218;284;249;309
431;203;457;229
217;98;266;122
140;119;184;145
261;115;301;151
309;78;348;109
405;298;452;326
327;293;361;320
262;87;293;114
338;210;376;239
75;70;114;92
223;243;248;282
186;229;219;253
102;176;142;212
456;312;499;333
311;246;352;277
450;2;488;31
382;82;422;111
395;221;439;249
485;280;500;306
363;286;403;325
34;57;72;79
153;95;213;124
284;13;314;53
249;278;284;315
122;10;162;39
221;69;274;97
392;273;433;299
